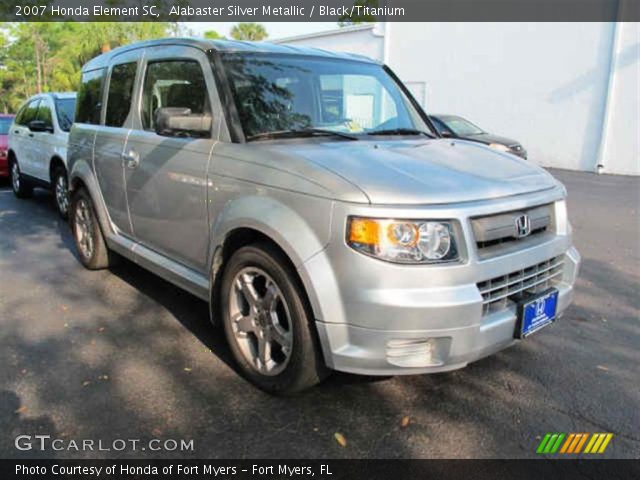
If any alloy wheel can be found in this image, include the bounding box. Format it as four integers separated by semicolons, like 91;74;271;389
228;267;293;376
55;174;69;215
74;199;94;260
11;162;20;192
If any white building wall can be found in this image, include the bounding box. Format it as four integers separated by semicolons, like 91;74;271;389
277;22;639;175
277;24;384;62
598;22;640;176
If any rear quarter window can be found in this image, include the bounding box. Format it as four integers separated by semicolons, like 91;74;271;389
105;62;137;127
76;68;106;124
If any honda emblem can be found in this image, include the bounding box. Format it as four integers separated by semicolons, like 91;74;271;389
515;214;531;238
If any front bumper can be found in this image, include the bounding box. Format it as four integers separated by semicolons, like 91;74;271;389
302;187;580;375
315;247;579;375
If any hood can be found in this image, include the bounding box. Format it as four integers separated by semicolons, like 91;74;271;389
261;138;558;205
460;132;520;147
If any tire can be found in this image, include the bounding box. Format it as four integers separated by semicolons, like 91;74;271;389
52;166;70;219
220;243;328;394
10;158;33;199
70;188;111;270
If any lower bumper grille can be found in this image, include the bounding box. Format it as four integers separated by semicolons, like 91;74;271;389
477;256;564;315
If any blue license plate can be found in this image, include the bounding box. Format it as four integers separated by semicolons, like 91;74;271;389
517;288;559;338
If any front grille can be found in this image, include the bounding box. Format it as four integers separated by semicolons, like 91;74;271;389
472;203;554;255
477;256;564;315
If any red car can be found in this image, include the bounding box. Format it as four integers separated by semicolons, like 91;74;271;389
0;114;16;178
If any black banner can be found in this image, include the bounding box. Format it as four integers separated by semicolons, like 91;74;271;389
2;459;640;480
2;0;639;22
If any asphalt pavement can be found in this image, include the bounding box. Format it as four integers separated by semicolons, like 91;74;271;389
0;169;638;459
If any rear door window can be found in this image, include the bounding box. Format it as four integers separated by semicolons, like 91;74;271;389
105;62;137;127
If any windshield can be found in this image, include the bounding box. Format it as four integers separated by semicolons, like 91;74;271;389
221;53;430;140
441;116;484;136
55;97;76;132
0;117;13;135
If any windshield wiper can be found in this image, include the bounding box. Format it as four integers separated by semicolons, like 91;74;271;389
366;128;434;137
247;128;358;141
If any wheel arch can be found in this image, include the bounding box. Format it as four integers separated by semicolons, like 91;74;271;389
68;160;113;237
209;196;333;329
49;155;66;183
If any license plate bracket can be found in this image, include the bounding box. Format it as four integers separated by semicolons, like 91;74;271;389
515;288;559;339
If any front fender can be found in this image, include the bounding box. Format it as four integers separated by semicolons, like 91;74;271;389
209;195;339;323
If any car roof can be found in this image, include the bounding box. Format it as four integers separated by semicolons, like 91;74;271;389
24;92;77;102
82;37;378;71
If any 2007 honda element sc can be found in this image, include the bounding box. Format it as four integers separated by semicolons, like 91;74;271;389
68;39;580;393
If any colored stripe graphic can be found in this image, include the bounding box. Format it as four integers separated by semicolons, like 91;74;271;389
598;433;613;453
574;433;589;453
560;433;575;453
538;433;613;454
537;434;552;454
584;433;599;453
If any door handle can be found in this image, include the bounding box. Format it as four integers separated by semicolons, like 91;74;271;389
14;130;19;134
122;150;140;169
28;133;34;137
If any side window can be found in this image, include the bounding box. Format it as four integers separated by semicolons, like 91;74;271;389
141;60;209;133
16;100;40;126
76;69;105;124
105;62;137;128
35;101;53;128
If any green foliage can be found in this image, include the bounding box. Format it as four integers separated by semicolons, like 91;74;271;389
338;0;378;26
230;23;268;41
203;30;225;40
0;22;173;113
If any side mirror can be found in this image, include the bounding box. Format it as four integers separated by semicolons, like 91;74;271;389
154;107;211;137
28;120;53;133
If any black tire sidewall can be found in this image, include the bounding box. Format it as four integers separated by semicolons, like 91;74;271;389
10;158;32;198
52;167;69;219
70;188;107;269
220;244;323;394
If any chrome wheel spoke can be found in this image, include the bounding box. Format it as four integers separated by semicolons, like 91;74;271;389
228;266;294;377
256;333;272;371
236;275;260;310
262;281;278;309
269;325;292;353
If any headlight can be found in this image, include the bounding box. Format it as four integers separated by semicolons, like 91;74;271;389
347;217;459;264
488;143;510;152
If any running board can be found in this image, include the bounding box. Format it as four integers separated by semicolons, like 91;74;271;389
106;234;210;302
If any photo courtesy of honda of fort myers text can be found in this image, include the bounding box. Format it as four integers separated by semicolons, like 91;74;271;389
0;0;639;479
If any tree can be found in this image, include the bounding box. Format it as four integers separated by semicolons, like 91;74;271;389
0;22;174;113
230;23;268;41
203;30;225;40
338;0;378;26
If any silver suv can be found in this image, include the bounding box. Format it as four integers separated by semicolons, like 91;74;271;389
68;39;580;393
